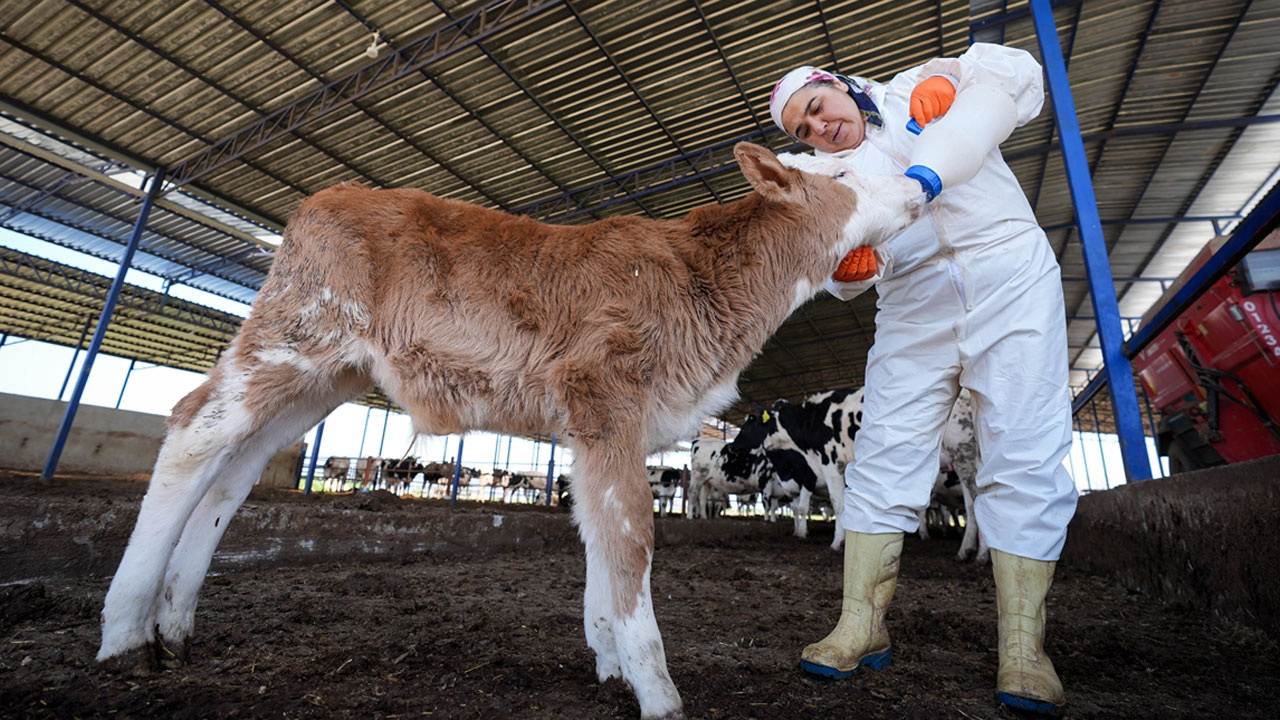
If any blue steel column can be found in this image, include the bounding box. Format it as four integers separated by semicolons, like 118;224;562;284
42;169;165;479
304;421;325;494
1031;0;1152;481
544;434;557;507
357;406;372;457
115;358;136;409
57;315;94;401
449;435;466;505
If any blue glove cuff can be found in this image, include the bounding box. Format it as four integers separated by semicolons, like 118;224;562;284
904;165;941;202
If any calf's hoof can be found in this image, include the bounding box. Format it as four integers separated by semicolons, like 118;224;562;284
97;643;161;676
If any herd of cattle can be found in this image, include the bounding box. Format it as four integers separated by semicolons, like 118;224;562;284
321;385;984;561
319;457;571;505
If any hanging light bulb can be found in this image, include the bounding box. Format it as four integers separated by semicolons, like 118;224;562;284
364;31;381;59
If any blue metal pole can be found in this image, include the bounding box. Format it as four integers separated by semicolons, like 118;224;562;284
115;358;136;409
1031;0;1152;482
544;433;557;507
449;435;466;505
304;421;325;495
377;399;391;456
57;314;94;401
1088;398;1111;489
504;435;513;469
357;405;372;457
42;168;165;479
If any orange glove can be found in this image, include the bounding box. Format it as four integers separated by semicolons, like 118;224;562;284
832;246;877;282
909;76;956;128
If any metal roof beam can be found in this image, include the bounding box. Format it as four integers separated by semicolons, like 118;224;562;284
1004;113;1280;162
334;2;604;219
0;247;243;337
1041;214;1242;232
970;0;1081;34
516;112;1277;224
63;0;404;201
1122;181;1280;358
0;167;265;294
0;35;315;202
169;0;564;189
204;1;511;211
691;0;768;137
423;0;658;218
564;1;724;204
0;130;274;250
514;128;801;221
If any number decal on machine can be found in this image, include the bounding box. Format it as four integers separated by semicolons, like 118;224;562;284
1241;300;1280;357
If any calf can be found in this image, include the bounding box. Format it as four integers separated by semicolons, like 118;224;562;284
687;438;773;519
95;143;922;719
732;388;865;549
647;466;683;516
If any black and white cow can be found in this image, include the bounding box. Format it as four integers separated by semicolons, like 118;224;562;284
500;470;561;504
732;388;863;550
380;457;426;495
320;456;351;492
922;390;986;564
647;466;683;517
687;438;774;519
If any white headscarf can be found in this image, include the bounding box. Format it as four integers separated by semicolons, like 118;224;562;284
768;66;839;134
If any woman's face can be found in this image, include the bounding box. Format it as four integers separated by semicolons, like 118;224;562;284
780;80;867;153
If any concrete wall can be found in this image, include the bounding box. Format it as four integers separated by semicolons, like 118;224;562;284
1062;453;1280;638
0;392;304;485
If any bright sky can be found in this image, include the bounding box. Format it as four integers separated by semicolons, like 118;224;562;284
0;226;1165;492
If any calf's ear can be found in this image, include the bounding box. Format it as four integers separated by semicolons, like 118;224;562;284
735;142;800;203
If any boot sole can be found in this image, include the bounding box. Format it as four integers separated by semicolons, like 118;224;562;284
800;648;892;679
996;691;1063;716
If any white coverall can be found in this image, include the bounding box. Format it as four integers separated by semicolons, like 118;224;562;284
823;43;1078;561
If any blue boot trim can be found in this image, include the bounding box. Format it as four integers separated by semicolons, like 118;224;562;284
997;691;1061;715
800;648;892;679
860;648;892;670
800;660;856;679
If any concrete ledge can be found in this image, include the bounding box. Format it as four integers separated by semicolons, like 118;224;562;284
1062;453;1280;637
0;479;793;582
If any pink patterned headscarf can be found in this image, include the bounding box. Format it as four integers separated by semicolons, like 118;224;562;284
769;66;837;133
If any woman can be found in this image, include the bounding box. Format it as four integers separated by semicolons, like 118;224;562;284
769;43;1077;715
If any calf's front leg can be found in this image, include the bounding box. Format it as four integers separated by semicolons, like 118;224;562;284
573;437;683;719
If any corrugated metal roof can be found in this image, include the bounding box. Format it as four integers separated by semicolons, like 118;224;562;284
1;0;1277;424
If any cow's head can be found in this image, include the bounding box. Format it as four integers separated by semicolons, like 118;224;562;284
731;407;779;453
734;142;923;244
774;150;925;255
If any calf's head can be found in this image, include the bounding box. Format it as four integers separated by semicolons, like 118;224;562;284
734;143;925;264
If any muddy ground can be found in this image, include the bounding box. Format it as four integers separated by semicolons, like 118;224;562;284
1;475;1277;719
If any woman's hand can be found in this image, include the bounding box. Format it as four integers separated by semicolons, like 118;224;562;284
909;76;956;127
833;246;877;282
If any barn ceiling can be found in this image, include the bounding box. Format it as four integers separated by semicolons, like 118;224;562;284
1;0;1278;426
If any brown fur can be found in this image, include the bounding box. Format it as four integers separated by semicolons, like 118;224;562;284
196;145;857;613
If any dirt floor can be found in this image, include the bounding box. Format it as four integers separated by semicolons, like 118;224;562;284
1;475;1277;719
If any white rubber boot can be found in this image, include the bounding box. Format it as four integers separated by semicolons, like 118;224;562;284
800;531;903;678
993;549;1066;714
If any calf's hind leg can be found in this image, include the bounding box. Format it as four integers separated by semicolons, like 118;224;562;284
573;435;683;719
153;368;369;658
98;357;366;665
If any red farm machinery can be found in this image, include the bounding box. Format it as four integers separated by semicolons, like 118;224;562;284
1133;232;1280;472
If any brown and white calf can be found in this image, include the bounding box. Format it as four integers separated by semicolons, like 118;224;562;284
96;143;922;719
